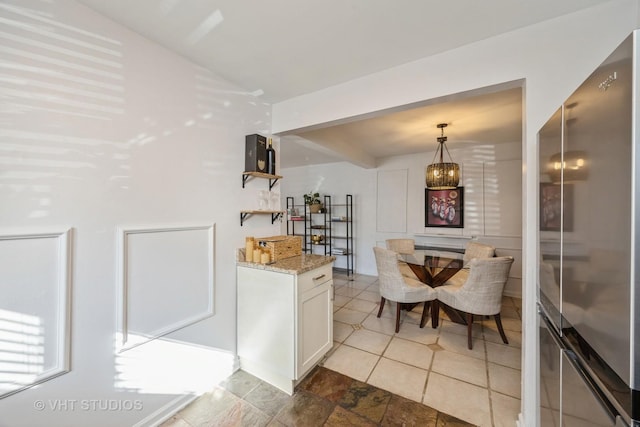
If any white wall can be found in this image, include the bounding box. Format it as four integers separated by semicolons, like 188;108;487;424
280;141;523;296
0;1;280;425
273;2;639;426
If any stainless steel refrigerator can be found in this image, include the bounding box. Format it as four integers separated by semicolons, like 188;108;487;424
538;32;639;426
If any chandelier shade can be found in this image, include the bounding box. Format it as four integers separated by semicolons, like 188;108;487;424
426;123;460;189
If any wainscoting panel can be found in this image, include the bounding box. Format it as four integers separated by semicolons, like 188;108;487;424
117;224;215;351
0;229;72;398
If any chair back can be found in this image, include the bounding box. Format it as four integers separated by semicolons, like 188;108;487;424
459;256;514;315
463;241;496;264
373;246;407;299
373;246;404;290
385;239;415;255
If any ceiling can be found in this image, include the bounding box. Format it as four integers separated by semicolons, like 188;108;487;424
78;0;612;168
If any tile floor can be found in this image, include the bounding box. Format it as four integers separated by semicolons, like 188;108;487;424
325;272;522;427
162;272;522;427
161;366;473;426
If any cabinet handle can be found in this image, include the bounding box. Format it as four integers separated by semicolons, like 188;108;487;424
313;274;326;281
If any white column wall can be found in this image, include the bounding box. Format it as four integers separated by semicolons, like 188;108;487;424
0;1;279;426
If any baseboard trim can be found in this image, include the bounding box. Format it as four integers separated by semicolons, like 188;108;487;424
134;394;197;427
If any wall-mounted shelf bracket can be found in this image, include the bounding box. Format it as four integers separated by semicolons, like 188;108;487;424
242;172;283;189
240;210;284;226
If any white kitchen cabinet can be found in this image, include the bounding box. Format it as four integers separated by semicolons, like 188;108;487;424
236;256;334;394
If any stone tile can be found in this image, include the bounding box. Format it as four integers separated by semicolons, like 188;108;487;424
486;340;521;370
394;320;439;345
335;286;364;298
367;358;428;403
344;297;379;313
322;345;379;382
348;279;375;290
159;415;191;427
338;379;392;423
274;390;334;427
491;391;521;427
356;290;381;303
488;363;521;398
437;330;486;360
423;372;491;427
325;405;378;426
500;305;520;319
344;328;392;355
298;367;352;402
333;320;355;343
431;350;487;387
436;412;477;426
501;296;517;308
244;381;292;417
483;322;522;348
437;318;483;339
381;394;439;426
334;307;369;324
211;400;271;427
362;313;397;336
266;418;287;427
351;274;378;284
402;310;426;326
333;294;351;308
219;369;261;398
383;337;434;370
179;387;240;427
499;316;522;332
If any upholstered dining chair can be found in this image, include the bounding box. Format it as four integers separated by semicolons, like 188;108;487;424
462;241;496;265
373;246;437;332
434;256;514;349
385;238;418;279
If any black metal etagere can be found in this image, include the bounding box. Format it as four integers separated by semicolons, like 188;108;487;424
286;194;354;277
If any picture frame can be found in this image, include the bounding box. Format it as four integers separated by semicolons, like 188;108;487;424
540;183;573;231
425;187;464;228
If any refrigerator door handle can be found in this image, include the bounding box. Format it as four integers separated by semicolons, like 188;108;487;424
563;349;620;425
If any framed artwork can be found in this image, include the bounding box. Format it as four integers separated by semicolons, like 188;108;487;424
425;187;464;228
540;183;573;231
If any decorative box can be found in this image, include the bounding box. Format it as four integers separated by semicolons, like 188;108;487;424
245;134;267;173
257;235;302;261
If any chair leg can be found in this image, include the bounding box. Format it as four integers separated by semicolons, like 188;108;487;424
377;297;386;318
431;300;439;329
467;313;474;350
395;302;402;333
494;313;509;344
420;301;430;328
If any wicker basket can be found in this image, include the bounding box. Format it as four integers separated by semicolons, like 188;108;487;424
257;235;302;261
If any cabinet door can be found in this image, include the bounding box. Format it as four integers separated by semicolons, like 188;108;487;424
237;267;295;378
297;280;333;378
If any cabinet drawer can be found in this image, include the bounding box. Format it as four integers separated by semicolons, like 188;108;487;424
298;263;333;294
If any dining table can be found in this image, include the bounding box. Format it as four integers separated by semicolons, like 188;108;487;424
399;250;468;325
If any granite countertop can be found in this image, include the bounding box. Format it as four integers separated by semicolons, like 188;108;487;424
237;249;335;274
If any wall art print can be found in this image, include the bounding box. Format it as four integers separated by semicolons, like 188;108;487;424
425;187;464;228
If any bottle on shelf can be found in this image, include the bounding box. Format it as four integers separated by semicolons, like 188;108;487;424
266;138;276;175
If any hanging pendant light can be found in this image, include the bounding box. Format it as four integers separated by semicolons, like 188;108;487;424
426;123;460;189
